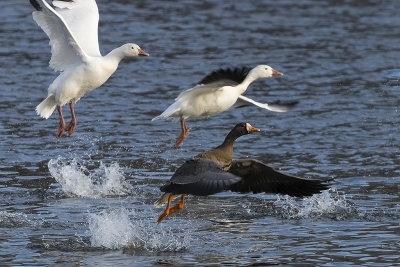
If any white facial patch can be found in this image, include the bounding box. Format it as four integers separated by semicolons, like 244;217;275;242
245;123;251;132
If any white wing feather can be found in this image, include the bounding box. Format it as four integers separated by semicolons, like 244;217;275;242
53;0;101;57
235;95;293;112
32;0;96;71
176;81;231;100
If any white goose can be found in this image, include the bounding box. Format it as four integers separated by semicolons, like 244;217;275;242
30;0;149;138
152;65;294;146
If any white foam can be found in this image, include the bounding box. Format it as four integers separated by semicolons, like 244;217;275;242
48;157;132;198
88;207;191;251
88;208;136;249
274;189;353;220
0;211;32;227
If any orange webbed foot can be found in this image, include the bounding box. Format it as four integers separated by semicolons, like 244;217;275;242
157;195;186;224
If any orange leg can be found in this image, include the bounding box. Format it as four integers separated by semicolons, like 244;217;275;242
158;194;174;224
157;194;186;224
175;117;189;147
56;105;66;138
66;102;77;136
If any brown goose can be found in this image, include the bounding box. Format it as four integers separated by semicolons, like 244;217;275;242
156;122;331;224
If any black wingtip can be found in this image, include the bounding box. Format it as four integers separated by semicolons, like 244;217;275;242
29;0;42;11
198;66;252;85
293;177;335;198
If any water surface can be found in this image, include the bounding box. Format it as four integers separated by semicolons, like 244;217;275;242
1;0;400;265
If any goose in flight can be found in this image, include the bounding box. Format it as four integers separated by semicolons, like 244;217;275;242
156;122;331;224
152;65;296;147
30;0;149;137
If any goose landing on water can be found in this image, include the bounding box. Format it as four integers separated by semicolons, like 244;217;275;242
152;65;297;147
155;122;332;224
30;0;149;138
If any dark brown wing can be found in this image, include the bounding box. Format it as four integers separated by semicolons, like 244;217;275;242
228;159;331;197
160;159;241;196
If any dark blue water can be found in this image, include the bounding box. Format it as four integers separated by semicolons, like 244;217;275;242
1;0;400;265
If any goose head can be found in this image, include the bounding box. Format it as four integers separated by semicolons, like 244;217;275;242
249;65;283;79
122;43;149;57
235;122;260;136
224;122;260;142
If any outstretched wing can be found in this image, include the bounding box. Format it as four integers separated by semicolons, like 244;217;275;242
233;95;298;112
228;159;331;197
160;159;241;196
52;0;101;57
30;0;100;71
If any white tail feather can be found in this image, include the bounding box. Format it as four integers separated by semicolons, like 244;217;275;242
36;95;57;119
152;102;181;121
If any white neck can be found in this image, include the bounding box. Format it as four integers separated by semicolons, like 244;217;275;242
104;46;126;65
236;71;259;94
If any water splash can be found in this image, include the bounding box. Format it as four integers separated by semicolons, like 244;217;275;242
0;211;32;227
88;207;191;251
273;189;355;220
48;157;132;198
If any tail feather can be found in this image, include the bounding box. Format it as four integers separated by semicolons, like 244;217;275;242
152;102;181;121
36;95;57;119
